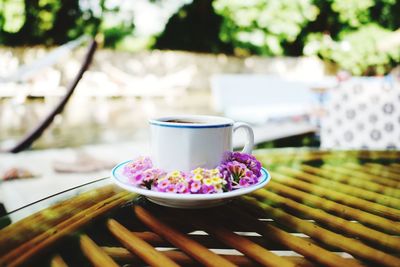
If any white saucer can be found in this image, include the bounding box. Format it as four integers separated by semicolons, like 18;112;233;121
111;160;271;209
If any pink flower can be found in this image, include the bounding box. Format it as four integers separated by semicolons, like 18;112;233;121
239;178;251;187
218;152;262;190
176;182;189;194
189;180;202;193
201;184;216;194
123;157;165;189
158;179;170;190
166;185;177;193
131;174;144;184
221;151;262;177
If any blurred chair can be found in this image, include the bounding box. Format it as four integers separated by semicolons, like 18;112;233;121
320;77;400;149
211;74;322;146
210;74;318;124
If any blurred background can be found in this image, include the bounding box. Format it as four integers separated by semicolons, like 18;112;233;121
0;0;399;212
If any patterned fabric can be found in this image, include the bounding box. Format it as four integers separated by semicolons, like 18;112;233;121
321;77;400;149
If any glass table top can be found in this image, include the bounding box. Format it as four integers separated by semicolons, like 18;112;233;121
1;149;399;267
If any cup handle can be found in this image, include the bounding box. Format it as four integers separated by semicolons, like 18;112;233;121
233;122;254;154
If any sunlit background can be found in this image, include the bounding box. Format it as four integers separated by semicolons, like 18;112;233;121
0;0;399;212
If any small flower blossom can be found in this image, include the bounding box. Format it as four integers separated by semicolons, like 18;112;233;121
158;179;170;189
123;157;165;189
211;176;222;184
210;169;219;175
193;174;203;181
176;182;189;194
215;183;223;191
193;167;203;175
170;170;181;177
189;180;202;193
203;178;213;186
222;151;262;177
219;152;262;189
166;185;177;193
202;184;214;194
153;170;190;193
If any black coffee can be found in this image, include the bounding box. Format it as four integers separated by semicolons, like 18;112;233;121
165;120;201;124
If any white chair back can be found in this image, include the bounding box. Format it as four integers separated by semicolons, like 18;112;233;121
321;77;400;149
210;74;317;124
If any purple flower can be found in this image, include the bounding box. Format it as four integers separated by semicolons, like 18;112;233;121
201;184;216;194
219;152;262;189
189;180;202;193
123;157;165;189
166;185;177;193
176;182;189;194
123;157;152;179
153;170;191;194
239;178;251;187
221;152;262;178
130;173;144;185
157;179;170;191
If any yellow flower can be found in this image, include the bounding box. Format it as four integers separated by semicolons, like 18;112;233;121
211;176;222;184
193;168;203;175
210;169;219;175
203;178;213;186
158;176;167;181
193;174;203;181
170;170;181;177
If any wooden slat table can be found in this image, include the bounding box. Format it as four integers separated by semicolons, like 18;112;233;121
0;149;399;267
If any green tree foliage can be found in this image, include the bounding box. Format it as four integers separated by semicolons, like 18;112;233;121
331;0;374;27
302;0;400;75
153;0;232;53
211;0;400;75
213;0;318;56
1;0;400;75
304;24;400;76
0;0;134;47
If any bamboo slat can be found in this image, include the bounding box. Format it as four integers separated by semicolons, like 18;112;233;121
279;166;400;208
390;163;400;170
344;163;400;181
103;247;260;267
50;254;68;267
0;191;135;267
357;151;400;160
252;189;400;252
366;163;400;174
321;165;400;189
130;230;307;250
220;206;361;267
103;246;359;267
195;219;296;267
240;197;400;267
107;219;180;267
266;180;400;234
0;185;119;255
310;165;400;198
133;205;237;267
80;234;119;267
270;171;400;220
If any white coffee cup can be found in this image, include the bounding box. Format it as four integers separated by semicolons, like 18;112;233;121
149;115;254;172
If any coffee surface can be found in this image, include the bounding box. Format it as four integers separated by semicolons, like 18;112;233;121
165;120;203;124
